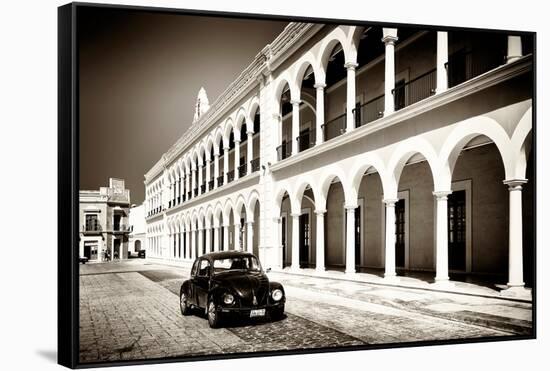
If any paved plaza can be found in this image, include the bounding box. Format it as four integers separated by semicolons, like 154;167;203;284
79;259;532;364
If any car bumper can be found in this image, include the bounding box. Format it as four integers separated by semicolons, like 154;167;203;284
218;301;285;315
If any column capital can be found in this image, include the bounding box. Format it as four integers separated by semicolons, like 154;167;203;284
382;28;398;44
290;99;302;106
344;62;359;70
213;152;220;158
205;158;211;164
344;204;358;211
223;146;230;152
382;198;399;206
234;138;241;144
432;190;452;200
246;220;254;226
247;130;254;136
503;179;528;190
313;83;326;90
290;212;301;218
314;209;327;215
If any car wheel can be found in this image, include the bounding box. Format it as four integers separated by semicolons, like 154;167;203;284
207;299;222;328
180;291;191;316
270;305;285;321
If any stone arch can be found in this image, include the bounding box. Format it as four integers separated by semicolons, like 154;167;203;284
511;106;533;179
213;126;224;154
273;183;294;217
293;52;321;91
247;96;260;132
274;72;299;104
349;153;389;203
223;198;234;226
319;166;353;208
233;194;248;221
213;201;224;227
293;175;321;210
247;189;261;218
235;107;248;133
222;118;234;148
318;27;353;81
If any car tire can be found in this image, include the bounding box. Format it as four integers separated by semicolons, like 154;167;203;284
270;305;285;321
180;291;191;316
207;299;222;328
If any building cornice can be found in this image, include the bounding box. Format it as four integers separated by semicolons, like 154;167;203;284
144;22;323;184
271;55;532;172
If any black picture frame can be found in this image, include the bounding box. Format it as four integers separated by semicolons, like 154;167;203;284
58;2;536;369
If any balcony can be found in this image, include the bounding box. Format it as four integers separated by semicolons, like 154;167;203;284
200;184;206;194
227;170;235;183
217;175;224;187
297;128;315;152
113;224;132;233
187;191;192;200
208;179;214;190
193;188;198;197
177;196;181;204
322;113;346;142
82;224;102;234
392;69;436;111
168;200;172;208
251;157;260;173
238;163;247;178
354;94;384;128
446;49;505;88
276;141;292;161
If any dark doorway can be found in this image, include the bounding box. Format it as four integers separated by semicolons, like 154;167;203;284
448;190;467;271
282;216;288;267
299;213;310;268
395;199;406;268
394;79;406;111
354;206;361;269
113;239;121;260
84;245;91;259
113;214;121;231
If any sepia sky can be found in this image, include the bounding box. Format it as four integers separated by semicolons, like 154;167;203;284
78;6;287;204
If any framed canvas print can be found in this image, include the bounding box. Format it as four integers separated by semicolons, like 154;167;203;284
58;2;536;368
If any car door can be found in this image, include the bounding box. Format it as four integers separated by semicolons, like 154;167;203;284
188;260;199;306
194;259;211;308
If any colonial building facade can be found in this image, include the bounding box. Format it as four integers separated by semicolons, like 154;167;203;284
79;178;132;261
129;203;145;256
144;23;534;297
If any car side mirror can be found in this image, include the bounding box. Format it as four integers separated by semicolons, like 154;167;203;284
266;267;271;273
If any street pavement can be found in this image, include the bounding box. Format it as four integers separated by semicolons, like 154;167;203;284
79;259;532;364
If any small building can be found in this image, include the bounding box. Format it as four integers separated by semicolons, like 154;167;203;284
79;178;131;261
128;203;146;256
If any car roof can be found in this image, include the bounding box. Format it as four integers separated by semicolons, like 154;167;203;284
200;251;256;261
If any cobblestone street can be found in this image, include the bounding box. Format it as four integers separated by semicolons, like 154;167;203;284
79;260;532;364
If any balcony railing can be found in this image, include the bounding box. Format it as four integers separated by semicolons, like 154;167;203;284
193;188;198;197
113;224;132;233
208;179;214;190
82;224;102;232
251;157;260;173
177;196;181;204
276;141;292;161
446;49;505;88
322;113;346;142
227;170;235;183
354;94;384;128
297;128;315;152
187;191;192;200
238;163;247;178
200;184;206;194
168;200;172;208
392;69;436;111
217;175;224;187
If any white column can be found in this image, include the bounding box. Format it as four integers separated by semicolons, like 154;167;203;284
345;206;356;274
180;231;184;258
507;35;523;64
185;171;190;198
191;229;197;260
213;154;220;189
436;31;448;94
382;28;398;115
234;222;241;250
198;227;204;256
205;159;211;191
247;221;254;254
434;191;451;283
198;164;203;195
191;167;196;196
291;100;300;155
504;180;527;288
275;217;283;269
185;230;190;259
234;139;241;180
223;224;229;251
223;147;229;184
315;209;326;272
314;83;325;145
213;225;220;252
345;63;358;132
205;226;212;253
247;131;253;175
291;213;300;270
383;198;398;280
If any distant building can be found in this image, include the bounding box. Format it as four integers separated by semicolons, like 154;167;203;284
79;178;131;261
128;203;145;256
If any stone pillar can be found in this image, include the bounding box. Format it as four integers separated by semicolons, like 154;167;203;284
205;159;211;191
191;167;196;196
223;224;229;251
213;226;220;252
185;171;190;198
291;100;300;155
198;164;203;195
291;213;300;270
223;147;229;184
247;221;254;254
504;179;527;289
436;31;448;94
314;83;325;145
198;227;204;256
382;28;398;115
383;198;398;280
234;222;241;250
234;139;241;180
507;35;523;64
434;191;452;284
180;231;184;258
275;217;284;269
315;209;326;272
345;206;356;274
247;131;253;174
185;230;190;259
213;154;220;189
191;229;196;260
205;226;211;253
345;62;358;132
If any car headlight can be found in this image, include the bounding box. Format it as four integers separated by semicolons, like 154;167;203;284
271;289;283;301
223;293;234;305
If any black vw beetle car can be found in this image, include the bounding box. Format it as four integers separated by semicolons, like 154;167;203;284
179;251;285;328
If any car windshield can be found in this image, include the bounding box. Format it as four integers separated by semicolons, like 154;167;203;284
212;256;261;274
